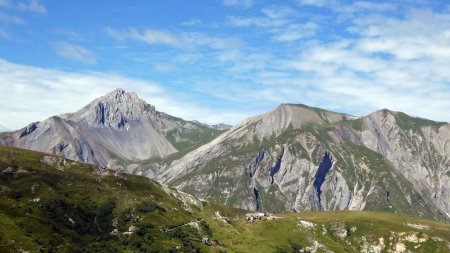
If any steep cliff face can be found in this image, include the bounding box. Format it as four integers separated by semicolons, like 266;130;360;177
354;110;450;218
0;89;223;170
159;104;450;222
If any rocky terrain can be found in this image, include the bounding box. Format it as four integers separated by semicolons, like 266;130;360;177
1;146;449;252
158;104;450;223
0;89;224;171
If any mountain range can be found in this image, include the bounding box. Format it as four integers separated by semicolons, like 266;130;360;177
1;89;449;223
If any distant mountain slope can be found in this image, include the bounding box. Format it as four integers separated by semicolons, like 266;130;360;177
1;146;449;253
0;89;223;170
159;104;450;222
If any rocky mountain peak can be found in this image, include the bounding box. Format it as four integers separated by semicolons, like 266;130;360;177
103;88;141;104
244;103;347;138
66;88;156;129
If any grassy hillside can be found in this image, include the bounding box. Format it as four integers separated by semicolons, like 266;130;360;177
205;211;450;253
0;146;449;253
0;146;219;252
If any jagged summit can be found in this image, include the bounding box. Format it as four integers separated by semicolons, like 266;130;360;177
64;88;156;130
97;89;146;108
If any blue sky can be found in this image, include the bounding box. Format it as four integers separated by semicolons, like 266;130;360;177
1;0;450;130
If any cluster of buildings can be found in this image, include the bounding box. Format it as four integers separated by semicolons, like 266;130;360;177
245;212;277;222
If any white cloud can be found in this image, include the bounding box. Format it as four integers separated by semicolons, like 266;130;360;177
228;6;318;42
223;0;254;8
182;18;203;26
106;27;244;50
105;27;245;64
105;27;182;48
17;0;46;14
54;42;97;64
261;5;298;19
152;63;178;73
228;16;287;27
0;59;245;130
350;9;450;60
0;0;10;7
182;32;244;50
0;28;8;39
0;12;26;24
337;1;397;13
271;22;319;42
53;28;85;41
297;0;333;7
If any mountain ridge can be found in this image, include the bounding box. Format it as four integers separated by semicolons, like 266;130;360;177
157;102;450;223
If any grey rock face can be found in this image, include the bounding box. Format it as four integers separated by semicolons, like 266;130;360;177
160;104;450;222
357;110;450;219
0;89;217;170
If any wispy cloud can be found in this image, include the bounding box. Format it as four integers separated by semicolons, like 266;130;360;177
351;9;450;60
17;0;46;14
152;63;178;73
105;27;246;66
53;28;85;41
54;42;97;64
105;27;182;48
227;5;318;42
0;12;26;24
228;16;287;27
297;0;333;7
0;27;8;39
0;0;46;40
182;18;203;26
337;1;397;14
105;26;245;52
223;0;254;8
271;22;319;42
261;5;298;19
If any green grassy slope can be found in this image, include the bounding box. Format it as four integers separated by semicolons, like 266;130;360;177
1;147;449;253
205;211;450;253
0;146;218;252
